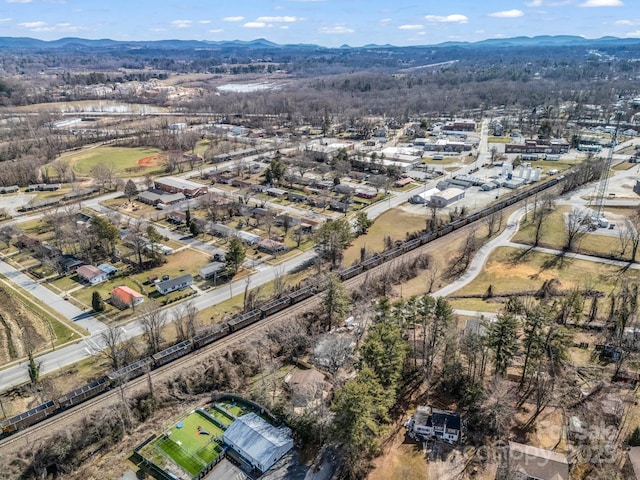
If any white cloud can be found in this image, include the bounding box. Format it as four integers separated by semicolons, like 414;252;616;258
0;17;12;22
54;22;87;32
488;9;525;18
19;21;47;28
580;0;623;5
318;25;354;34
244;21;267;28
525;0;543;6
171;20;192;28
398;24;424;30
209;28;223;33
380;18;392;24
627;30;640;37
223;16;244;22
616;19;639;25
199;20;211;24
6;0;32;3
280;25;289;29
18;20;86;32
255;16;300;23
424;14;468;24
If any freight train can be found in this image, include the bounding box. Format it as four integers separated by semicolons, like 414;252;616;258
0;175;563;438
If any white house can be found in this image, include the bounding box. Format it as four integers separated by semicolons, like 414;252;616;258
156;274;193;295
405;406;462;444
223;412;293;473
76;265;108;285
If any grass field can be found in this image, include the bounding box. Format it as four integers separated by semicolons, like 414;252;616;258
512;206;634;260
343;208;425;266
446;246;640;312
65;146;165;177
151;410;223;477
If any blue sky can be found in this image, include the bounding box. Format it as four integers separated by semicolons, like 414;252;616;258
0;0;638;47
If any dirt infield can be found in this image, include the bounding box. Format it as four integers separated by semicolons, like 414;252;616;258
137;155;164;167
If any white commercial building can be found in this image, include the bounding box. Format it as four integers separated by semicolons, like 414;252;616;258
223;413;293;473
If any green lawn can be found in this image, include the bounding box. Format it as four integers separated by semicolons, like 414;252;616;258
152;410;224;476
67;146;165;177
513;206;634;260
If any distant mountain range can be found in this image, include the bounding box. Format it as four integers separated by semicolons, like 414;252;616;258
0;35;639;51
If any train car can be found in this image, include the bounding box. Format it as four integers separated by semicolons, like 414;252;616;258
419;232;437;245
107;357;153;383
402;238;421;252
152;340;192;367
361;255;383;270
466;212;482;223
57;377;109;410
192;325;229;349
289;285;317;304
382;247;403;261
339;265;363;281
449;219;467;230
259;297;292;317
228;309;262;332
439;225;454;236
0;400;56;434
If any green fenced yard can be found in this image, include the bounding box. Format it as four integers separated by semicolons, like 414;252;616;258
148;410;224;478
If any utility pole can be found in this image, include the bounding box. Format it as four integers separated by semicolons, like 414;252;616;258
593;111;623;224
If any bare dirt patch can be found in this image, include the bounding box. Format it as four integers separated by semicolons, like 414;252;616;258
137;154;164;167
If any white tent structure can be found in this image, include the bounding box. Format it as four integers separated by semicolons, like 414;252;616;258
222;413;293;473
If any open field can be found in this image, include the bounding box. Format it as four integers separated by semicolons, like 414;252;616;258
343;208;425;266
512;205;634;260
64;146;166;177
447;246;640;312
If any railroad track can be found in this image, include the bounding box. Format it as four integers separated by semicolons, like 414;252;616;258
0;178;563;454
0;297;319;454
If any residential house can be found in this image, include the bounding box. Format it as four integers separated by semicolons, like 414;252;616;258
166;211;187;225
394;177;413;188
355;188;377;199
505;441;569;480
155;274;193;295
258;238;286;255
198;262;226;280
287;192;308;203
266;187;287;198
236;231;261;245
405;406;462;444
77;265;109;285
111;285;144;309
97;263;118;277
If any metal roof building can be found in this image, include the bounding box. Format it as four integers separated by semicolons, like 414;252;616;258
222;412;293;473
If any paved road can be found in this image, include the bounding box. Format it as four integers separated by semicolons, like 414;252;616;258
432;207;528;299
0;260;106;334
0;249;315;391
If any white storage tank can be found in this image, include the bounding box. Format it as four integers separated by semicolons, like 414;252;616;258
533;168;541;181
525;166;532;181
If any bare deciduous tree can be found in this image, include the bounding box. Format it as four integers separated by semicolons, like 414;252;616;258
100;326;124;371
172;300;199;342
139;301;166;354
565;208;588;252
